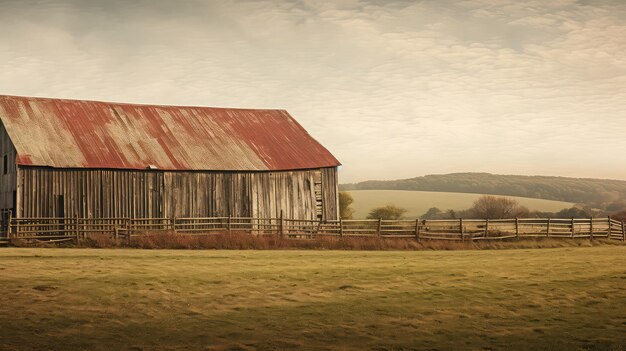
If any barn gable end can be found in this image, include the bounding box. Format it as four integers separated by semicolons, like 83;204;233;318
0;119;18;214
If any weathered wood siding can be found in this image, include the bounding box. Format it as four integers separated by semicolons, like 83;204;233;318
17;166;338;220
0;123;17;212
321;167;339;220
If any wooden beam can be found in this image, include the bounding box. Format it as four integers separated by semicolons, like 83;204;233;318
16;167;22;219
484;219;489;238
460;218;464;242
7;209;12;245
228;215;232;235
339;218;343;238
316;218;322;236
75;215;80;245
415;219;420;242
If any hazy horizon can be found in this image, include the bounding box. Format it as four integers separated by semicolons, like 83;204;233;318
1;0;625;183
340;171;626;184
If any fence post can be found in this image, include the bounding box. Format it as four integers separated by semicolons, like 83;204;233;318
339;217;343;238
571;217;575;238
622;221;625;241
415;218;420;242
228;215;232;235
484;219;489;238
279;210;284;239
589;217;594;241
546;218;551;238
316;218;322;236
607;216;612;239
126;218;132;245
460;218;464;242
377;218;382;237
515;218;520;240
75;215;81;243
74;216;80;245
7;210;12;245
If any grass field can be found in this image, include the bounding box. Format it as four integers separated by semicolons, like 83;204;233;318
1;247;624;350
348;190;574;219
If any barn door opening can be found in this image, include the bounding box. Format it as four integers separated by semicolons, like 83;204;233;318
56;195;65;235
0;210;10;238
11;191;16;218
56;195;65;218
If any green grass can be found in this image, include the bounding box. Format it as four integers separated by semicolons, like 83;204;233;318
348;190;574;219
0;247;625;350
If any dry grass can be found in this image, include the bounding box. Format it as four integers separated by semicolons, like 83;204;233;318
66;231;626;251
0;247;624;350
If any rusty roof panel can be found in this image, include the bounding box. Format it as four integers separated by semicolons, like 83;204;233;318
0;95;340;171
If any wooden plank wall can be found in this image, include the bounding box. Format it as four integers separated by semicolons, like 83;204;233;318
0;123;17;212
17;166;339;220
322;167;339;220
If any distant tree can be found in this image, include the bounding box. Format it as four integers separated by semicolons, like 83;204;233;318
367;205;407;220
606;200;626;212
516;206;531;218
339;191;355;219
611;210;626;222
453;209;474;219
470;196;529;219
420;207;443;219
527;210;555;218
419;207;465;219
556;207;591;218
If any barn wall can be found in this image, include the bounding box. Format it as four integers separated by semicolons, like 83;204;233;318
322;167;339;220
17;166;338;220
0;122;17;212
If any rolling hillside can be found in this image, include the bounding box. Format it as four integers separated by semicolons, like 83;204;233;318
347;190;574;219
341;173;626;209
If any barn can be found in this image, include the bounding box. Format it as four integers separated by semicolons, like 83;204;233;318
0;95;340;221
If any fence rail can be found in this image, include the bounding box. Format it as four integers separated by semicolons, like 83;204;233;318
0;214;624;245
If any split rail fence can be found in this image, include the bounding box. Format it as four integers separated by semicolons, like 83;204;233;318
0;214;624;245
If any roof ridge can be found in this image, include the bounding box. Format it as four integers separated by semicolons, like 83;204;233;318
0;94;286;113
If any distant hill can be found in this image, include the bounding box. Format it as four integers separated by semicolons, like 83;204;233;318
340;173;626;210
346;190;573;219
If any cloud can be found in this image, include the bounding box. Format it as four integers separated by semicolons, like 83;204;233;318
0;0;625;182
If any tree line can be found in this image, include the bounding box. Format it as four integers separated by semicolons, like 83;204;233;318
339;192;626;221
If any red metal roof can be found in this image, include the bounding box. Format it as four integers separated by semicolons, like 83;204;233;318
0;95;340;171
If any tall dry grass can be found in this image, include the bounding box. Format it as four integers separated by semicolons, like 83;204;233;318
72;231;626;250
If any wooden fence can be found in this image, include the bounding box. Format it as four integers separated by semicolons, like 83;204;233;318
0;214;624;245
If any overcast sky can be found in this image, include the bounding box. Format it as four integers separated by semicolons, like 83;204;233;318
0;0;625;182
